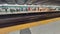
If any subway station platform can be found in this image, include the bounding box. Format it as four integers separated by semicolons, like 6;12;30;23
9;18;60;34
0;12;60;34
0;17;60;34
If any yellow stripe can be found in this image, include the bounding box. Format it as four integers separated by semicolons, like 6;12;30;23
0;17;60;34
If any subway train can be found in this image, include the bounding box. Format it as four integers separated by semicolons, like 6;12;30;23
0;4;60;15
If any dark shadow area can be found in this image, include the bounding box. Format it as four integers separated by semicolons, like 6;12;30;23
0;11;60;28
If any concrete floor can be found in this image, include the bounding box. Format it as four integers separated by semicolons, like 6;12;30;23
9;20;60;34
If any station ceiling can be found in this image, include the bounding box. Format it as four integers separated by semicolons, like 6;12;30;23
28;0;60;5
0;0;60;5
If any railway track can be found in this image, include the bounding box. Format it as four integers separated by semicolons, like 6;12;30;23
0;11;60;28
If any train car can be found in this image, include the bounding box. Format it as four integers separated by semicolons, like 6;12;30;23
0;4;59;15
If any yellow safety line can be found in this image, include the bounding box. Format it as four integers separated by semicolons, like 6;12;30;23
0;17;60;34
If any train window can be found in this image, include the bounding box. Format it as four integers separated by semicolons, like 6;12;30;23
0;8;2;12
10;8;16;12
1;8;6;12
26;8;28;11
32;7;36;11
7;8;10;12
58;8;60;10
20;8;23;11
58;9;60;10
28;7;31;11
23;8;28;11
35;7;39;11
23;8;26;11
3;8;8;12
16;8;20;11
